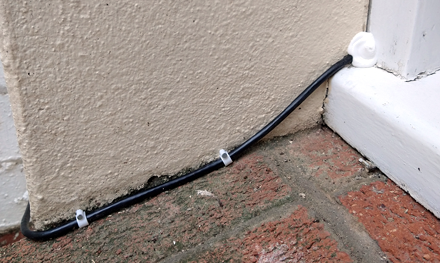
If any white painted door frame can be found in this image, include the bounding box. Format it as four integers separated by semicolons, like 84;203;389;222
368;0;440;80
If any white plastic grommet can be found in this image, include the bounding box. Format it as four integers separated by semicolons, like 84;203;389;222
347;32;377;68
219;149;233;166
76;209;89;228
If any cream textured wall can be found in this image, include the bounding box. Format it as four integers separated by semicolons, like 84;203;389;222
0;0;368;229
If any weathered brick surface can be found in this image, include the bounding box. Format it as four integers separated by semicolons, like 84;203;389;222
0;231;23;247
0;154;291;262
1;127;439;263
189;206;351;263
340;180;440;262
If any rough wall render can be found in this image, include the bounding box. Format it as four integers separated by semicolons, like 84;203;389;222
0;0;368;229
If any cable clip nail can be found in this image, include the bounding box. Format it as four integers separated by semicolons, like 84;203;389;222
76;209;89;228
219;149;233;166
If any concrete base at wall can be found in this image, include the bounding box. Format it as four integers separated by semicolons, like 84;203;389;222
324;67;440;218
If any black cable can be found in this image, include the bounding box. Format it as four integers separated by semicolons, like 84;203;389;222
21;54;352;241
21;159;224;241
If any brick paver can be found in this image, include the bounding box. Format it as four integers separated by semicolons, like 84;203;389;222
340;180;440;262
1;127;438;263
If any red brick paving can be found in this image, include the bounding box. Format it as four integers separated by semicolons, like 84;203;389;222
1;127;439;263
340;180;440;262
0;153;292;262
191;206;351;263
0;231;23;247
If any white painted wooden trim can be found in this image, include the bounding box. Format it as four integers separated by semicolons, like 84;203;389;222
0;75;27;232
369;0;440;80
325;67;440;218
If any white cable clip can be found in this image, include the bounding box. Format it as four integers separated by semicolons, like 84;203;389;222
219;149;233;166
76;209;89;228
347;32;377;68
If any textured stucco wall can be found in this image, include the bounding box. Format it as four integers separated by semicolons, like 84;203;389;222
0;0;368;229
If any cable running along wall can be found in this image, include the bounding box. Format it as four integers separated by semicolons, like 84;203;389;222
21;54;353;241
